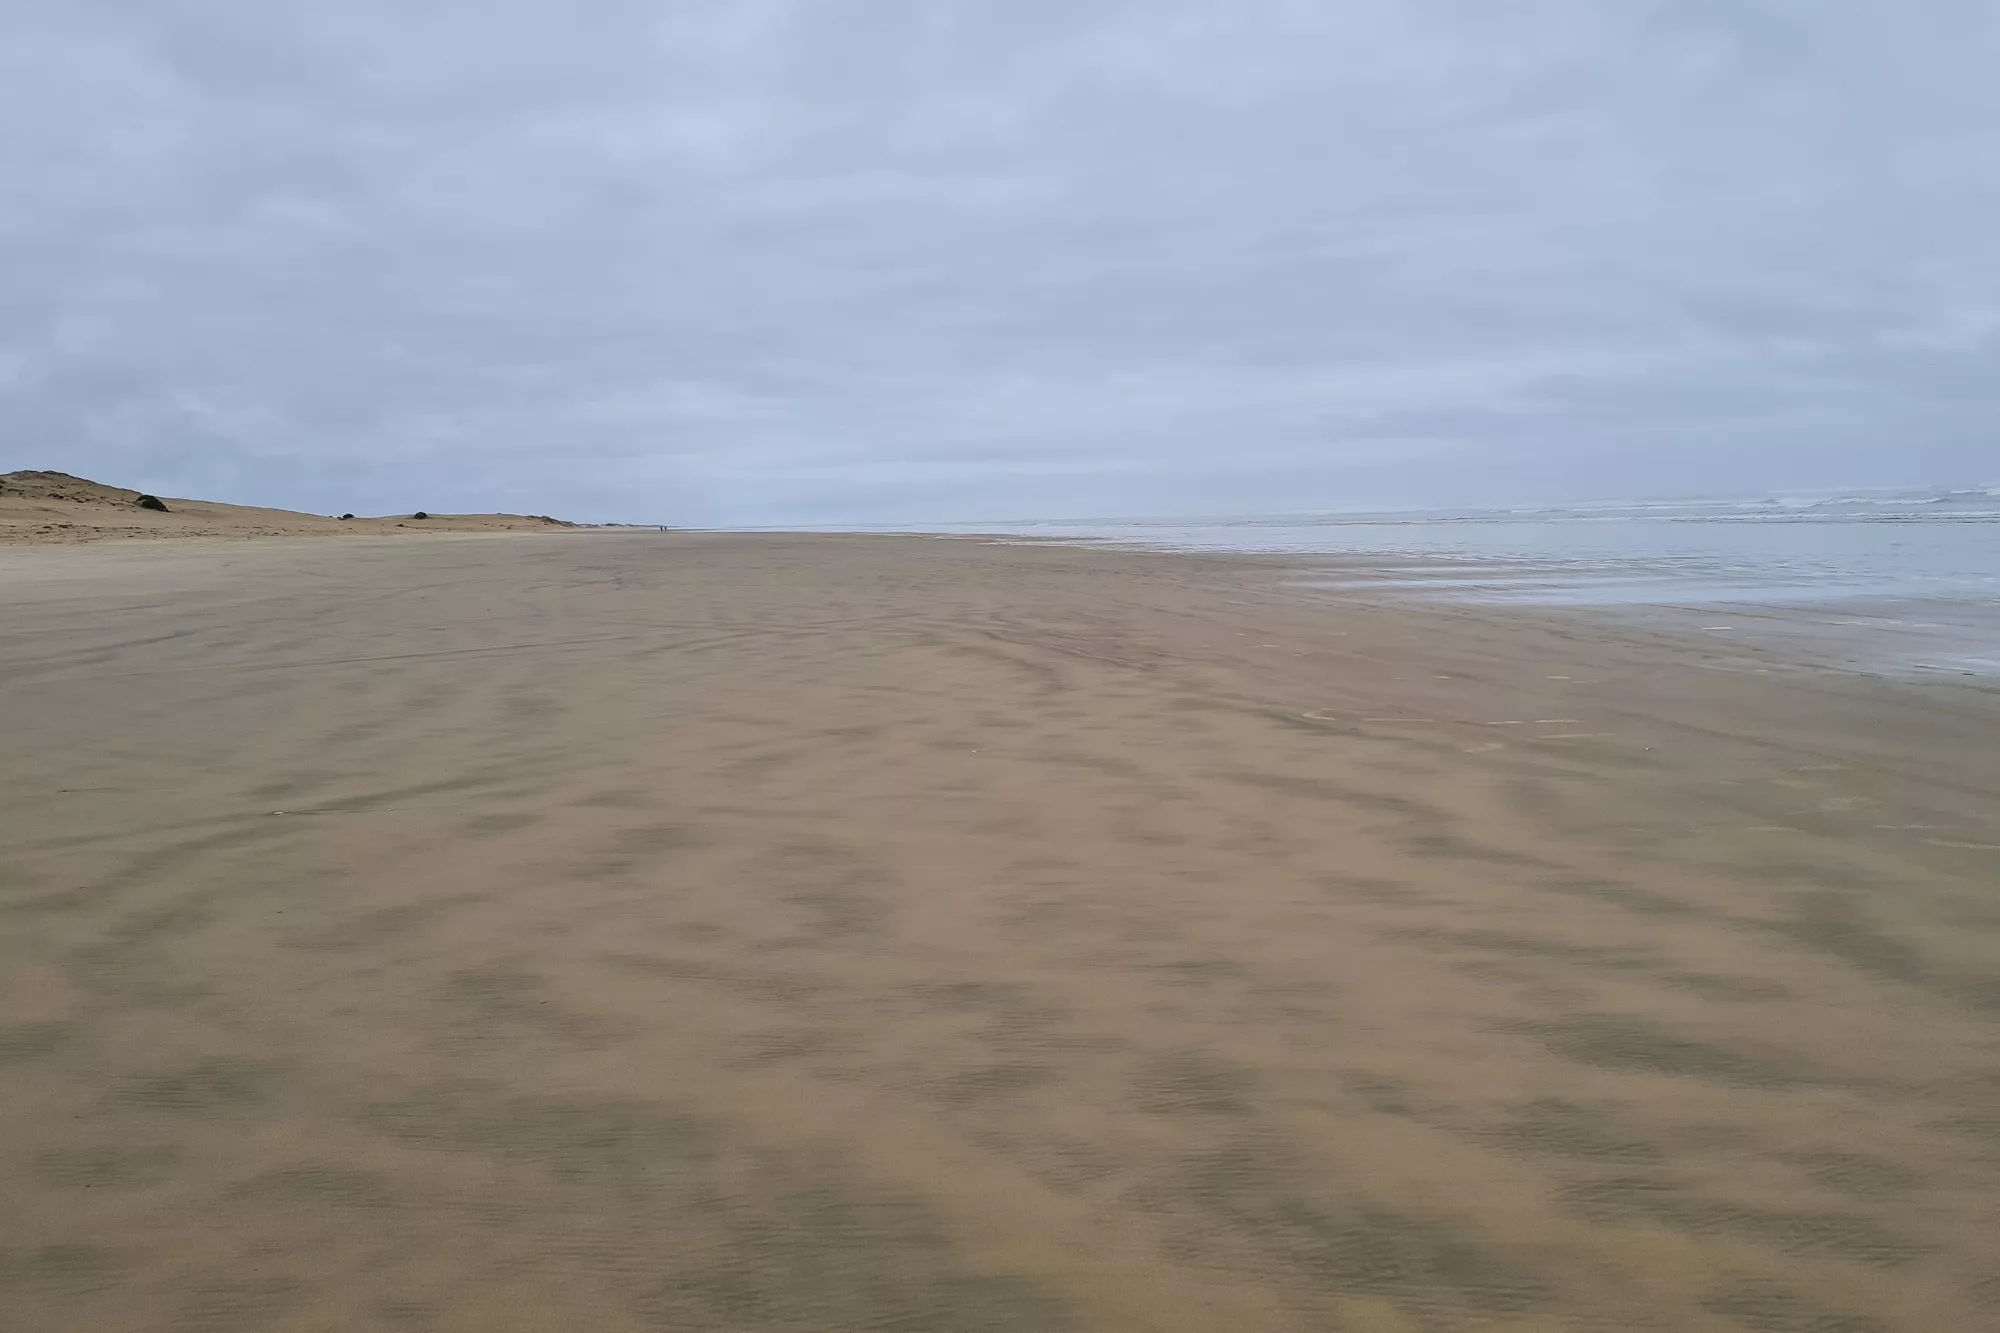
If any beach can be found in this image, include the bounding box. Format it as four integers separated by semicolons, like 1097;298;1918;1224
4;530;1999;1331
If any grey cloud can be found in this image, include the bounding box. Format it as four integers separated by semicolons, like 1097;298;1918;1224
4;1;1997;522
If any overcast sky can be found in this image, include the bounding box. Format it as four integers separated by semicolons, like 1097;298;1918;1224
5;2;1998;523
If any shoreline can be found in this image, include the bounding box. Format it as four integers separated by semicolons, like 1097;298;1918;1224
887;523;2000;684
877;511;2000;681
5;531;1998;1331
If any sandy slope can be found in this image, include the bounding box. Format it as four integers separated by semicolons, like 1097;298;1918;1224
3;532;1998;1332
0;470;582;543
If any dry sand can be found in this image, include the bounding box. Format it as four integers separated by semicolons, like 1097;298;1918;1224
3;531;1998;1332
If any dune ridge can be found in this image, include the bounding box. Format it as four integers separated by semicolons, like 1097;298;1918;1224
0;469;583;544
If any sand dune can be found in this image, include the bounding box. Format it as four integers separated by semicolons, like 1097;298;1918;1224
3;532;1998;1331
0;470;582;544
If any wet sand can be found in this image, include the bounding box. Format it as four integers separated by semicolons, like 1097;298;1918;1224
3;532;1998;1332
